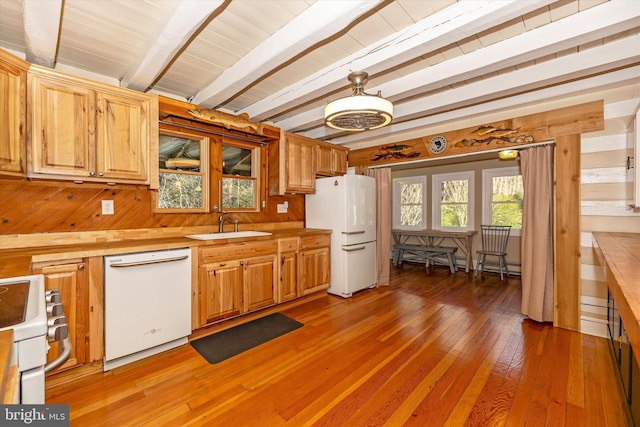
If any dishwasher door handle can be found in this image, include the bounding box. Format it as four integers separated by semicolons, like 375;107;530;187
108;255;189;268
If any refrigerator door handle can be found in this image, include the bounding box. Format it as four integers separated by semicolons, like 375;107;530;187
343;245;366;252
342;230;366;235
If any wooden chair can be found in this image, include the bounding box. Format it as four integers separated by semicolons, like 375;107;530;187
475;225;511;280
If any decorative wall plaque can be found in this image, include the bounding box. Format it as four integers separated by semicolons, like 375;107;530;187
428;135;448;154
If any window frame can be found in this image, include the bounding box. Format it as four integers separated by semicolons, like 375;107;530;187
481;166;523;236
155;126;210;213
219;138;264;212
392;176;427;230
431;171;475;231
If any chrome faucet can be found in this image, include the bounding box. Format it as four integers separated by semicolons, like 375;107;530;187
218;212;233;232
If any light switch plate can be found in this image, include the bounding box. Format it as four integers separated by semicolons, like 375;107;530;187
102;200;114;215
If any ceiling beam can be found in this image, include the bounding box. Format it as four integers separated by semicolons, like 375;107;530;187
121;0;226;92
380;0;640;102
190;0;384;108
279;1;640;138
333;65;640;148
22;0;63;67
241;0;556;121
308;34;640;143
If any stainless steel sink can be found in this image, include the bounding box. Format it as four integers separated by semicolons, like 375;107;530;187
185;231;272;240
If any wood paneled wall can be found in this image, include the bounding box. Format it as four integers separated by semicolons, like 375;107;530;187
554;135;581;331
0;179;304;235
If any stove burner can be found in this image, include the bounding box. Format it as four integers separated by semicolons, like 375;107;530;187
0;281;30;328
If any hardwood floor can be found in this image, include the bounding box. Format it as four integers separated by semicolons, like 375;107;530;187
46;263;631;426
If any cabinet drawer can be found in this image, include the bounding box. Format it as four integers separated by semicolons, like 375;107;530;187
203;259;242;270
300;234;330;250
278;237;299;252
200;240;277;263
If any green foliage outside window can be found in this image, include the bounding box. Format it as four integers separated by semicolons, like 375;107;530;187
400;183;423;227
222;177;255;209
440;179;468;227
491;175;523;228
158;172;203;209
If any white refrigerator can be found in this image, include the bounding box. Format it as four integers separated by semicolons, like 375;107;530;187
305;174;377;297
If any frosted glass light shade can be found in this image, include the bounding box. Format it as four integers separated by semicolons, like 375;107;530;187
324;95;393;131
324;71;393;131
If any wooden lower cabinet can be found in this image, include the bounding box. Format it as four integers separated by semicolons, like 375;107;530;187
197;233;330;327
243;255;277;312
299;247;330;296
198;240;278;326
201;260;244;323
32;259;89;372
278;237;299;303
607;288;640;424
299;234;330;296
200;254;277;323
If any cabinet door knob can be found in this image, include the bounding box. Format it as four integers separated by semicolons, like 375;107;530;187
78;264;84;270
98;172;104;177
89;171;95;176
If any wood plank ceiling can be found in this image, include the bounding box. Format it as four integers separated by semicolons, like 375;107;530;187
0;0;639;149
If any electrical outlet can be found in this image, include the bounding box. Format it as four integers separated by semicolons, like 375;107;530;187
102;200;114;215
277;203;288;213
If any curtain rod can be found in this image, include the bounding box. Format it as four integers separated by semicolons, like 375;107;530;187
159;119;270;145
368;140;555;169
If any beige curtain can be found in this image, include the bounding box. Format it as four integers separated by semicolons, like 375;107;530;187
520;145;554;322
368;168;391;286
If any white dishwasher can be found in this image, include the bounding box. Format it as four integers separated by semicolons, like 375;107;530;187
103;248;192;371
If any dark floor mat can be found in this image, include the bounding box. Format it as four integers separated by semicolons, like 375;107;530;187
190;313;304;364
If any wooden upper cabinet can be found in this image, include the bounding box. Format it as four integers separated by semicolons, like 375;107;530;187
286;134;316;192
0;50;28;177
28;65;158;186
96;91;152;182
316;142;348;176
268;131;316;195
29;73;94;178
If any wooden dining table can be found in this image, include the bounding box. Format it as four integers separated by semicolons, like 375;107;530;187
391;229;478;273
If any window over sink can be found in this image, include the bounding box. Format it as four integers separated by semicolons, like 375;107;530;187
155;123;264;213
156;128;209;212
221;141;259;211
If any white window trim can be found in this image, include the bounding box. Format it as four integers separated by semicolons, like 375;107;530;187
432;171;474;231
392;176;427;230
482;166;522;236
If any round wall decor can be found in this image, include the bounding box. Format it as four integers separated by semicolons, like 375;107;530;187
429;135;448;154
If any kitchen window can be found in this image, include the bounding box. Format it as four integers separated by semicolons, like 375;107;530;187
156;128;209;212
219;140;260;211
482;167;523;234
432;171;474;230
156;123;266;213
392;176;426;229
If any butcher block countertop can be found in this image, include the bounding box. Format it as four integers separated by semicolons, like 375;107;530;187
0;227;330;279
592;232;640;360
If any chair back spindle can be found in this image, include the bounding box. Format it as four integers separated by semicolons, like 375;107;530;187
481;225;511;254
476;225;511;280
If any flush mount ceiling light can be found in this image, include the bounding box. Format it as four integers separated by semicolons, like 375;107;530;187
498;149;519;160
324;71;393;131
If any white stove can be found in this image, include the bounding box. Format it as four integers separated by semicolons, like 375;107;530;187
0;274;70;404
